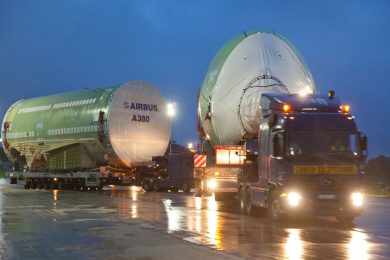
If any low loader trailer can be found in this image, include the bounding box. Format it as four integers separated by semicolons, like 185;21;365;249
10;171;103;191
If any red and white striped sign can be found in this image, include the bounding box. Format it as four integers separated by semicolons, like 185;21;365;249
194;154;207;168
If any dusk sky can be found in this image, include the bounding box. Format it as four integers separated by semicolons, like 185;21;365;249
1;1;389;156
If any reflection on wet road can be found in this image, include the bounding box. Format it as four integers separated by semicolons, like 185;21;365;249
109;187;390;259
1;184;390;259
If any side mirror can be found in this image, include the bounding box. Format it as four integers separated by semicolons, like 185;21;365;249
328;90;336;99
359;134;368;152
272;133;284;158
268;114;278;128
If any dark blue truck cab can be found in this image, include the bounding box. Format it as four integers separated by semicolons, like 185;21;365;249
239;92;367;223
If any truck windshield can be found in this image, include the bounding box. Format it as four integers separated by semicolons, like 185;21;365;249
287;131;358;159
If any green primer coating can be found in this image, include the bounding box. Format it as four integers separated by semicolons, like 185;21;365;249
2;85;119;166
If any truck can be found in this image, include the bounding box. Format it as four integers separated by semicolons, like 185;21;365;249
197;31;367;222
141;143;194;192
1;81;172;190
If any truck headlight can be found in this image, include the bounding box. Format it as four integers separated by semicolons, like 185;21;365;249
351;192;364;207
287;191;302;207
207;178;217;190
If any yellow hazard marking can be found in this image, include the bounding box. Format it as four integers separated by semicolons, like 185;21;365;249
293;165;357;175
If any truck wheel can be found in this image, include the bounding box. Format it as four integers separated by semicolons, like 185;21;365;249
336;216;354;226
10;177;17;184
170;187;178;193
142;180;153;192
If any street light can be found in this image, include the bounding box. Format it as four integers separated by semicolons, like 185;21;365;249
167;102;176;153
167;102;176;118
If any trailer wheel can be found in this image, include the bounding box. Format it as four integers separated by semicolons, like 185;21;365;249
182;183;191;193
10;177;17;184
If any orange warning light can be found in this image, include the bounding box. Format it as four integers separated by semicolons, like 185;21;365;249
340;104;351;113
283;104;291;113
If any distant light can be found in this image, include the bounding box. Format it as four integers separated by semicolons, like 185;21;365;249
167;102;176;118
187;142;193;149
206;134;210;140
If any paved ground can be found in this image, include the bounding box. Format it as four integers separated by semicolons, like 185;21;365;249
0;181;389;259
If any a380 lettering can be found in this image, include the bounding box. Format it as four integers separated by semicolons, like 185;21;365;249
131;114;150;122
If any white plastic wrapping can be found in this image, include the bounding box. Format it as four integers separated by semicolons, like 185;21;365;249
211;32;316;144
108;81;171;167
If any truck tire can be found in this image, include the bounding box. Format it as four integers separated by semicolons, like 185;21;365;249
142;180;153;192
10;177;17;184
336;216;354;226
170;187;178;193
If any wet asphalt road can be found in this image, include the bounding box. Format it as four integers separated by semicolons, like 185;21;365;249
0;182;389;259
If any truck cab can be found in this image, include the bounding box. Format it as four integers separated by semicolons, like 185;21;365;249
239;92;367;222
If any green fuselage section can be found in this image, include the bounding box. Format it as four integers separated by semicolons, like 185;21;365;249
2;86;119;170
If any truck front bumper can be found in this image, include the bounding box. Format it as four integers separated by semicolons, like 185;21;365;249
203;177;238;194
278;192;364;217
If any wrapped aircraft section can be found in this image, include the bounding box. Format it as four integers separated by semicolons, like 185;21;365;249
198;31;316;145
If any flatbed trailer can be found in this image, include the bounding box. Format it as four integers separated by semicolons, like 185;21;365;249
9;171;104;190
